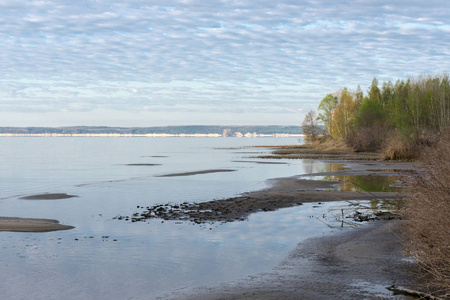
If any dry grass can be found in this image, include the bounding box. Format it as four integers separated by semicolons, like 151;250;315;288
381;131;418;161
402;128;450;298
271;137;353;155
255;136;380;160
310;136;353;151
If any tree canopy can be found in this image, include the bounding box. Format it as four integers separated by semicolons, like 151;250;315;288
312;74;450;152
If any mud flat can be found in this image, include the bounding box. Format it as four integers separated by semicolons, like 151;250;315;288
121;160;414;224
0;217;74;232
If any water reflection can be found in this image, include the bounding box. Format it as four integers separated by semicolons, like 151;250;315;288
320;199;404;229
307;174;404;192
335;175;403;192
0;202;345;300
302;160;347;175
0;137;407;300
0;137;354;300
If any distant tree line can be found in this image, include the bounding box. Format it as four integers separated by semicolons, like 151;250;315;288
0;125;303;135
303;74;450;158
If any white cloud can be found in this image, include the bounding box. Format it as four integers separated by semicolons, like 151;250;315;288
0;0;449;125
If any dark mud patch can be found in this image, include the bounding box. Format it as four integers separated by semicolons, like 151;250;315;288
114;197;305;224
157;169;236;177
367;169;416;173
114;183;400;225
126;163;162;166
117;159;410;225
20;193;78;200
232;160;288;165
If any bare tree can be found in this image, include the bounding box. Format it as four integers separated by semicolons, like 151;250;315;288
302;110;322;144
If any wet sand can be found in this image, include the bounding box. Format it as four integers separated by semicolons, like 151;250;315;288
122;160;413;224
157;169;236;177
1;193;77;232
19;193;78;200
0;217;74;232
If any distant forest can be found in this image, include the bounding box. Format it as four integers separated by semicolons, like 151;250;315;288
0;125;303;135
304;74;450;159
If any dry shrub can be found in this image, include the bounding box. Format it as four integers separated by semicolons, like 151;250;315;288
310;136;353;152
347;122;388;152
381;131;418;160
403;128;450;298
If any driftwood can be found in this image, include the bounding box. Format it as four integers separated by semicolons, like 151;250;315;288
387;286;445;300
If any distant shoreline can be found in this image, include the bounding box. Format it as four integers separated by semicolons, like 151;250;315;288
0;133;304;137
0;125;305;137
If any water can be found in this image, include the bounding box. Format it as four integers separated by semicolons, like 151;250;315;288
305;175;404;192
0;137;347;299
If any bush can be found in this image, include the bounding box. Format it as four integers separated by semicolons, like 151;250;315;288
347;121;388;152
403;128;450;298
381;131;418;160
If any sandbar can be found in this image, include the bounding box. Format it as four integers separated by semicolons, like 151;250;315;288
0;217;74;232
126;163;162;166
232;160;288;164
20;193;78;200
157;169;236;177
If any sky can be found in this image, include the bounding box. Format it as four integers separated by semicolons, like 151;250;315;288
0;0;449;127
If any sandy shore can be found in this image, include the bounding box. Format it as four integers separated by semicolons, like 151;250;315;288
0;217;74;232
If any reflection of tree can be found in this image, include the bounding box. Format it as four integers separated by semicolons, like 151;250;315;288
321;199;404;229
370;199;380;210
314;162;346;174
304;161;315;174
305;161;346;175
329;163;346;172
325;175;400;192
354;176;396;192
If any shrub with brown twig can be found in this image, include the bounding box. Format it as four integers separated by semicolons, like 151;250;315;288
381;131;419;161
403;128;450;298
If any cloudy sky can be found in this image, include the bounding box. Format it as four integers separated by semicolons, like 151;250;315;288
0;0;449;127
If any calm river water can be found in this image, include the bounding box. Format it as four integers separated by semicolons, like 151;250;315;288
0;137;346;299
